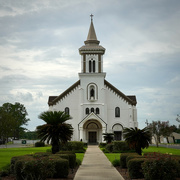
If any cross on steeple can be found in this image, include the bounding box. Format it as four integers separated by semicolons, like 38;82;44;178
90;14;93;22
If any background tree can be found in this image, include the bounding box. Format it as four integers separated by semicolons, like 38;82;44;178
20;131;38;140
176;114;180;123
160;121;174;143
0;109;15;144
36;111;73;154
0;102;29;140
123;127;152;155
103;133;114;144
171;124;180;134
149;121;174;146
149;121;162;147
0;102;29;142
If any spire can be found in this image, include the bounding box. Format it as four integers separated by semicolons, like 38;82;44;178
84;14;100;45
79;15;105;55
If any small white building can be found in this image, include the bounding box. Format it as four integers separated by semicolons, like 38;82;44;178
48;17;138;144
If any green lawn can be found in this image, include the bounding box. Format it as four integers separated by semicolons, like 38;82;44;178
143;146;180;155
105;146;180;163
0;147;51;170
76;153;85;162
0;146;85;171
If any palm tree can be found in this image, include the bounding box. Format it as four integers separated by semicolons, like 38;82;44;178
103;133;114;144
123;127;152;155
36;111;73;154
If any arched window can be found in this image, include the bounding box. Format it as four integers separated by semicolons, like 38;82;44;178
91;108;94;113
85;108;89;115
96;108;100;114
93;60;95;72
87;83;98;101
90;89;94;98
65;107;70;115
89;60;91;72
115;107;120;117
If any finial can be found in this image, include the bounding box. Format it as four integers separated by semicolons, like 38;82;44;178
90;14;93;22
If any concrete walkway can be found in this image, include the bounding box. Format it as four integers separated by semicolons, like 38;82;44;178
74;145;124;180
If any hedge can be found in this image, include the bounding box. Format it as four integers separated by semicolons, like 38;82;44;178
11;154;70;179
120;153;138;168
34;141;45;147
105;144;113;152
57;151;76;169
99;143;107;148
113;141;134;152
127;158;147;179
60;141;85;152
52;159;69;178
126;154;143;167
14;157;57;180
142;153;180;180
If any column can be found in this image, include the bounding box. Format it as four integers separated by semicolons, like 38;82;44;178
102;127;106;143
79;127;83;141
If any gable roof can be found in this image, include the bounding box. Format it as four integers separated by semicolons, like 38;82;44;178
48;80;80;106
104;80;137;106
78;112;107;128
48;79;137;106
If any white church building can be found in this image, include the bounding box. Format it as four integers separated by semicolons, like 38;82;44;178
48;17;138;144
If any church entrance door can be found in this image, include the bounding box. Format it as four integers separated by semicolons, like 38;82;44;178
89;132;97;143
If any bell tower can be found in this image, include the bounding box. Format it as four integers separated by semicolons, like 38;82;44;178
79;14;106;74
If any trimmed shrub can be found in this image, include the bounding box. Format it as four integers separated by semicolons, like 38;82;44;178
83;143;88;148
35;141;45;147
33;152;50;158
57;151;76;169
112;159;120;167
11;155;33;174
142;153;179;180
127;158;147;179
99;142;107;148
13;156;69;179
126;154;142;166
105;144;113;153
14;157;56;180
113;141;133;152
60;141;85;152
120;153;138;168
52;159;69;178
70;141;84;150
102;148;110;153
0;164;11;177
49;154;69;161
11;153;70;179
76;158;82;166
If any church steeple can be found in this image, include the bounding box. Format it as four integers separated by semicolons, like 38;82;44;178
84;14;100;45
79;15;105;74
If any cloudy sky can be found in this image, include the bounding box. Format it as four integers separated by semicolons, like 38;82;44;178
0;0;180;131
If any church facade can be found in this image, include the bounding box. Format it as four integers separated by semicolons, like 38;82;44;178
48;18;138;143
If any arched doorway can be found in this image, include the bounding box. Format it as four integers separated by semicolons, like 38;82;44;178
83;120;102;144
112;124;123;141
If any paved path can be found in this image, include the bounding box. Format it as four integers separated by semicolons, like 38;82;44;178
74;145;124;180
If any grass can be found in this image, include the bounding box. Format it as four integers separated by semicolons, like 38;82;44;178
105;153;120;162
0;146;51;170
104;146;180;163
0;146;85;171
76;153;85;162
143;146;180;155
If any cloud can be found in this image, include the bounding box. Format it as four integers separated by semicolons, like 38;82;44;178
0;0;180;130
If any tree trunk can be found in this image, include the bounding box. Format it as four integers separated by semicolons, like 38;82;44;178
172;136;175;143
154;135;159;147
166;137;169;144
